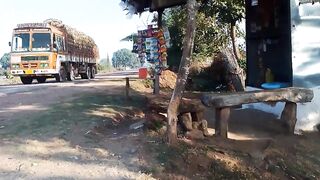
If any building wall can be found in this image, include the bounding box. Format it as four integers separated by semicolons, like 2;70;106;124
290;0;320;132
291;0;320;88
244;87;320;132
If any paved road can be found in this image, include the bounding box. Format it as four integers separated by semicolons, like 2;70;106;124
0;70;138;95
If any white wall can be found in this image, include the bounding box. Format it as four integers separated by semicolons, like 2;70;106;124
243;87;320;133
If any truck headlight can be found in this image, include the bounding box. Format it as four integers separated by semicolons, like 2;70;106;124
40;63;49;68
11;64;20;69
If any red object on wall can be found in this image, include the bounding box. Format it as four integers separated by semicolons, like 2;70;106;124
139;68;148;79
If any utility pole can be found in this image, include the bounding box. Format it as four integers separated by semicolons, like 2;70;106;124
153;9;164;95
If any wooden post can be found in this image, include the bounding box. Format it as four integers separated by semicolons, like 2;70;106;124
153;9;164;95
125;77;130;100
154;75;160;95
215;107;230;138
280;102;297;133
167;0;199;145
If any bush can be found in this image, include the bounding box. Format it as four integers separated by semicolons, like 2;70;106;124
0;69;14;79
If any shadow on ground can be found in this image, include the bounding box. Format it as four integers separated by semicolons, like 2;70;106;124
0;85;155;179
0;81;319;179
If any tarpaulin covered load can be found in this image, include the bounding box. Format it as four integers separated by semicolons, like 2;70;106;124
44;19;99;60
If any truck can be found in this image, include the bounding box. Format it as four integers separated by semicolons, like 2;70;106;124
9;19;99;84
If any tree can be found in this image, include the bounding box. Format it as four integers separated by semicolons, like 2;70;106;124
165;0;245;65
201;0;245;61
0;53;10;69
112;49;139;69
166;5;230;64
166;0;245;144
98;54;113;72
167;0;199;145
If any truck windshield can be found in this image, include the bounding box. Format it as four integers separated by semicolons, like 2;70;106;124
12;33;30;52
32;33;51;51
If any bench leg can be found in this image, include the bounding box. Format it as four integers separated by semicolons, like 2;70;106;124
280;102;297;134
215;107;230;138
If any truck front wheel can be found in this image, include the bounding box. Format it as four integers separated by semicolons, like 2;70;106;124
55;67;67;82
67;67;76;81
20;77;33;84
36;77;46;83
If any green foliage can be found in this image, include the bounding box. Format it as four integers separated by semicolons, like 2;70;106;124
112;48;140;69
3;70;14;79
238;58;247;71
166;6;229;59
0;53;10;69
202;0;245;25
165;0;245;67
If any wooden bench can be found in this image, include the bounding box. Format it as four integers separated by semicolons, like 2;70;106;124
201;87;314;138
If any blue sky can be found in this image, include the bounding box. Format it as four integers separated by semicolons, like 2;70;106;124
0;0;153;59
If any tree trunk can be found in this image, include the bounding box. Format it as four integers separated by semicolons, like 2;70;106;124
154;75;160;95
221;48;245;92
167;0;199;145
230;23;241;61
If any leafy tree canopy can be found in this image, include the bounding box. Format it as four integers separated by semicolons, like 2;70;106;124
112;49;140;69
0;53;10;69
202;0;245;25
165;0;245;63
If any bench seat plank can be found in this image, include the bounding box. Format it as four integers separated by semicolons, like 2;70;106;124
201;87;313;108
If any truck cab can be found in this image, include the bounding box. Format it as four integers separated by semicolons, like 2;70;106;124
10;23;61;84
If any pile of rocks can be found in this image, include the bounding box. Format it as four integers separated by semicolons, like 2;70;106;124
145;94;209;139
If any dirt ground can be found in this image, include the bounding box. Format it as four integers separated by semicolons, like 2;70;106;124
147;108;320;180
0;78;155;179
0;76;21;86
0;77;319;179
132;81;320;180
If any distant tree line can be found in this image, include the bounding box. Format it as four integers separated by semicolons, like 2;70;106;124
112;48;140;69
98;54;112;72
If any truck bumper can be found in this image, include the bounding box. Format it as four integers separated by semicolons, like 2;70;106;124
11;69;59;76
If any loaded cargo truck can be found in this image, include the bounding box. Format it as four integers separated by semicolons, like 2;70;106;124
9;19;99;84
